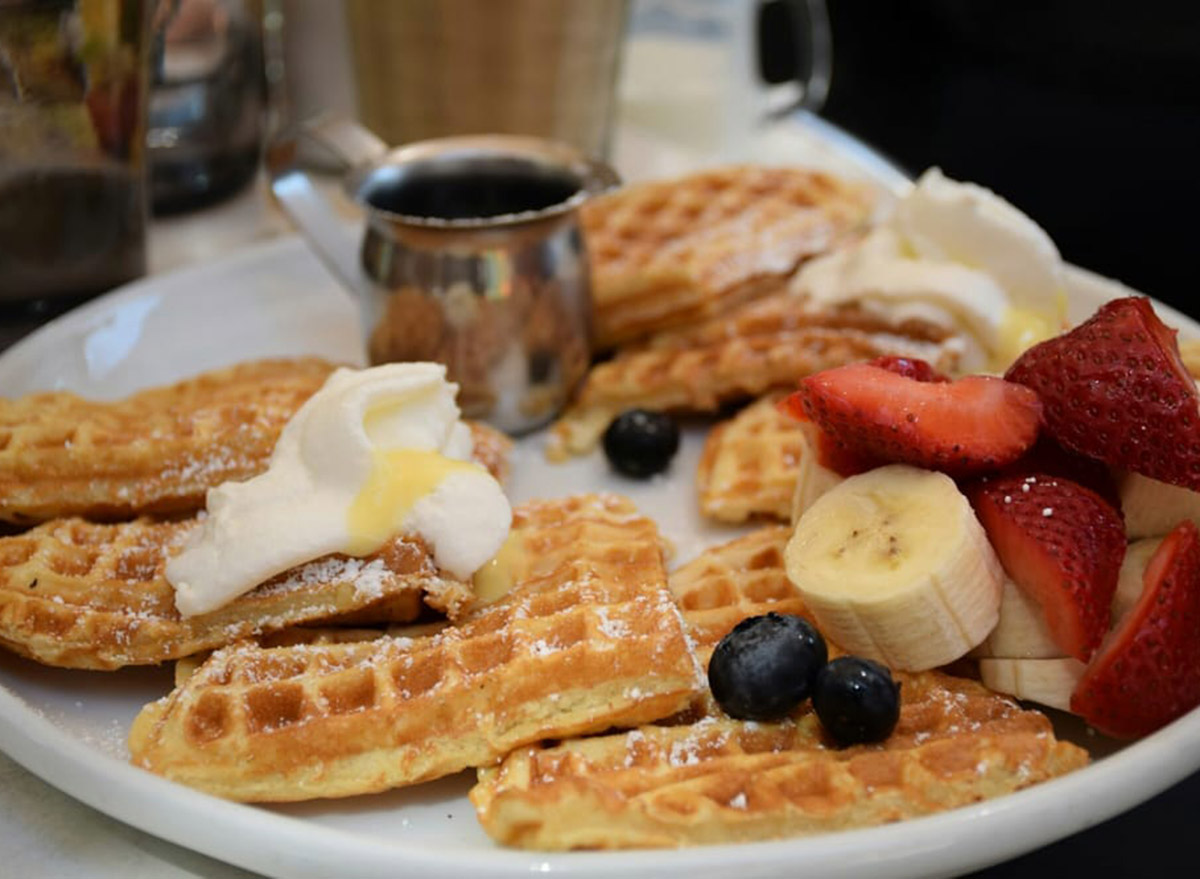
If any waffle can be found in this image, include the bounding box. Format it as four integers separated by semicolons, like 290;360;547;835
582;166;875;348
0;360;514;524
128;494;703;802
471;673;1089;849
0;358;337;524
667;526;808;669
471;529;1089;849
548;294;961;459
696;395;805;523
0;517;444;670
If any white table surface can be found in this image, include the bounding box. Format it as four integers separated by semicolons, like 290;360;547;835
0;113;908;879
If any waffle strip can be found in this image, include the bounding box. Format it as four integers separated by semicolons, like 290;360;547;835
696;395;805;523
0;358;337;524
128;494;703;802
582;166;874;348
471;528;1088;849
0;359;513;524
549;295;961;459
471;675;1088;849
0;517;444;670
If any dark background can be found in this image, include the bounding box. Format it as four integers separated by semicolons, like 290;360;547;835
819;0;1199;316
816;2;1200;875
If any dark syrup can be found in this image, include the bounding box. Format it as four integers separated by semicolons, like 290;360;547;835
363;162;581;220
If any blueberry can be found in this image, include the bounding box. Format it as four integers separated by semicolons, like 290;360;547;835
602;409;680;478
813;656;901;745
707;613;828;721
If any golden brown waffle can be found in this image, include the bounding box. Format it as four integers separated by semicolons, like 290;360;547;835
0;360;514;524
0;517;443;670
696;395;804;523
466;420;514;484
128;494;703;802
582;166;875;348
0;358;337;524
471;673;1089;849
549;294;961;459
667;526;808;669
471;528;1087;849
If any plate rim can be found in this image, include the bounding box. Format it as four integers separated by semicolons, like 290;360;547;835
1;243;1199;879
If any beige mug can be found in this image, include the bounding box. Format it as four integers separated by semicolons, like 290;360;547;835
343;0;629;157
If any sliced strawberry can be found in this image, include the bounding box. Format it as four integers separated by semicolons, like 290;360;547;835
1071;520;1200;738
867;356;950;383
1002;435;1122;512
800;420;880;477
1005;296;1200;489
969;473;1125;660
782;362;1042;476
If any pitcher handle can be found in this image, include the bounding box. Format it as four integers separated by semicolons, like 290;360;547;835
265;115;389;302
294;114;391;170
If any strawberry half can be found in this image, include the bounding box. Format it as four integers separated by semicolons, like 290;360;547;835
1001;435;1122;512
969;473;1125;660
1005;296;1200;489
801;420;880;477
867;356;950;383
782;362;1042;476
1071;520;1200;738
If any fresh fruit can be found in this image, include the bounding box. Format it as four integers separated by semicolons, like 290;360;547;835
969;474;1125;661
1112;536;1163;624
782;362;1042;476
707;613;828;721
602;409;680;478
1118;470;1200;540
1005;296;1200;490
1071;521;1200;738
784;465;1004;671
813;656;901;745
1003;436;1120;511
788;421;860;522
979;658;1085;712
806;420;881;478
971;578;1062;660
867;355;950;383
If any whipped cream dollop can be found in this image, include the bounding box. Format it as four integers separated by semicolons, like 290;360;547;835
168;363;511;617
792;168;1066;369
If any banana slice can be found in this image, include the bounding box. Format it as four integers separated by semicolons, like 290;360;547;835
979;657;1085;712
1113;536;1163;625
784;464;1004;670
972;578;1060;659
1119;470;1200;540
789;422;846;524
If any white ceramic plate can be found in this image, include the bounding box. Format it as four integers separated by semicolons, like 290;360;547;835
1;237;1198;879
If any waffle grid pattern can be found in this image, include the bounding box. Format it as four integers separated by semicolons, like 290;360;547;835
696;395;805;523
549;295;961;458
0;517;443;669
128;494;703;801
0;359;336;523
472;529;1089;849
582;166;874;347
472;674;1089;849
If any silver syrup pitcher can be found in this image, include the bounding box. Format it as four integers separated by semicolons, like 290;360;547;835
266;115;619;434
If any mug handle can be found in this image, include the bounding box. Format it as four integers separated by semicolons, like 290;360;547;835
757;0;832;115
